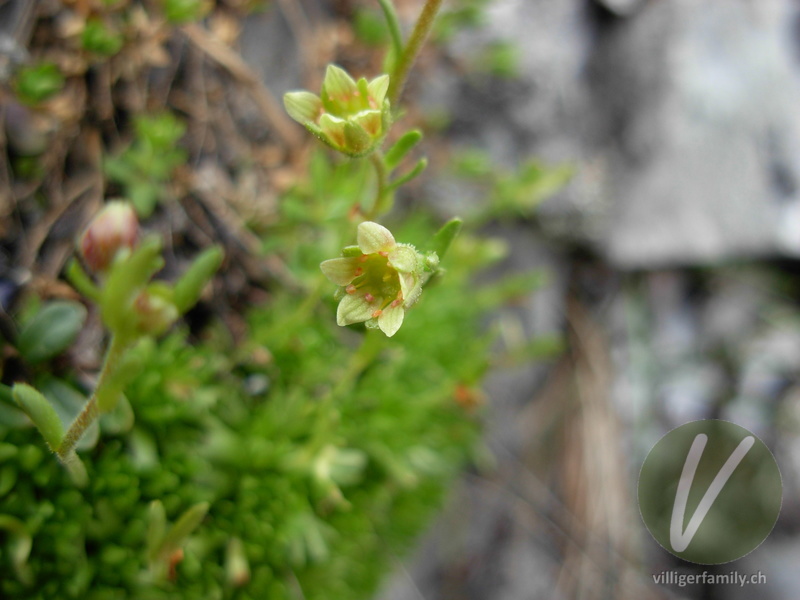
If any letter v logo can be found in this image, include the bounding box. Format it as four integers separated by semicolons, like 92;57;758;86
669;434;754;552
638;420;782;564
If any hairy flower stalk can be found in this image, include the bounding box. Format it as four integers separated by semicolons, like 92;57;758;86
321;222;438;337
284;65;392;157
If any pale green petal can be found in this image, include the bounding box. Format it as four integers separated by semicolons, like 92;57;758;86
283;91;322;124
399;272;422;307
367;75;390;105
319;113;347;149
351;110;383;138
357;221;395;254
320;257;359;285
388;245;417;273
378;304;404;337
343;121;373;155
337;294;375;326
323;65;358;103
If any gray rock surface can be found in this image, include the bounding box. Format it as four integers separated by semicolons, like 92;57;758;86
437;0;800;267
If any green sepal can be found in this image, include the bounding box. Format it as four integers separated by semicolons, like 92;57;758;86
173;245;224;314
384;129;423;170
342;245;363;258
430;218;462;261
343;121;373;156
12;383;64;452
101;235;164;340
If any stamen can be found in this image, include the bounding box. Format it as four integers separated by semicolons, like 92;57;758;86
378;251;389;257
346;285;357;295
372;309;383;318
358;255;368;263
364;293;375;303
354;267;364;276
390;299;402;308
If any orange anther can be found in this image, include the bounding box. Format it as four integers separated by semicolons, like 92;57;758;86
346;285;357;295
364;293;375;303
372;309;383;318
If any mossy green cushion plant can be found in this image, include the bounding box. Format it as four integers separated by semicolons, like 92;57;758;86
1;0;563;597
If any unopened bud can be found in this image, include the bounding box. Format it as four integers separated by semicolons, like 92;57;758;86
79;202;139;272
134;286;178;336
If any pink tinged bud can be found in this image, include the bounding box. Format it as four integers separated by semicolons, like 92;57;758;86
79;201;139;272
134;288;178;335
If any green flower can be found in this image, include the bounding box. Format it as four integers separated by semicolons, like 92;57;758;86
320;222;426;337
284;65;391;157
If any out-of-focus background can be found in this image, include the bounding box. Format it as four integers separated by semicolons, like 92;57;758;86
4;1;800;599
352;0;800;598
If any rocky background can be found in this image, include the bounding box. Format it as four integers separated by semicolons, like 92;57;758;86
346;0;800;599
6;0;800;597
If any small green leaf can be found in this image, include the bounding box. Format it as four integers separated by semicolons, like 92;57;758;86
384;130;423;171
102;236;164;339
38;377;98;451
81;19;124;56
146;500;167;562
0;515;33;585
157;502;210;559
225;538;250;587
97;342;143;413
12;383;64;451
99;392;134;435
388;157;427;191
65;260;102;303
173;246;224;314
163;0;210;24
17;301;87;364
430;218;462;261
14;63;65;105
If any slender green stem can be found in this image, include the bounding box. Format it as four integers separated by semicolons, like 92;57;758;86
56;335;127;460
387;0;444;106
62;451;89;487
377;0;404;64
368;150;393;218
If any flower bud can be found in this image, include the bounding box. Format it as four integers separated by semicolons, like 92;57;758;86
284;65;391;158
133;285;178;336
79;202;139;273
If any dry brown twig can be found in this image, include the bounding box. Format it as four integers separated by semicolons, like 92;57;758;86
180;21;303;153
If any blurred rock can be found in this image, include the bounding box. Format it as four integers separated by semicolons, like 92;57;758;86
440;0;800;267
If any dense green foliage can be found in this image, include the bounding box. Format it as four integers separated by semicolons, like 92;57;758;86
0;147;550;598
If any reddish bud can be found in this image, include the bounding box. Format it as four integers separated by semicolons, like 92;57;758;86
79;201;138;272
